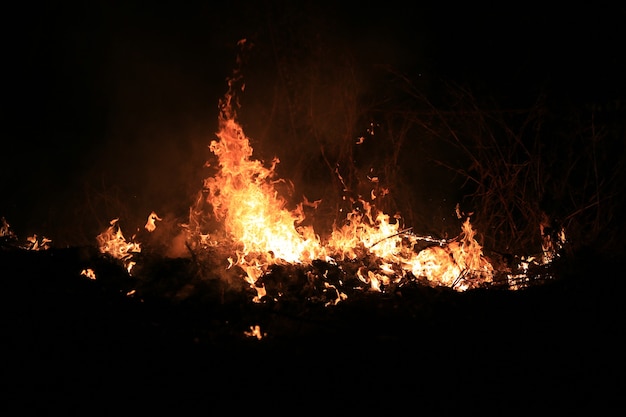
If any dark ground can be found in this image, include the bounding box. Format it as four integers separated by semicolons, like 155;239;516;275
1;245;624;415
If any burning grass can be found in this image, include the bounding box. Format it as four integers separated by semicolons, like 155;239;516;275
0;80;566;316
0;53;580;315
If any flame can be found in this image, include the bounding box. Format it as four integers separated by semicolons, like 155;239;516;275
96;218;141;274
145;211;162;232
81;268;97;280
1;217;16;239
327;200;400;261
24;234;52;251
189;83;498;298
2;216;50;250
408;218;494;291
244;325;265;340
195;89;324;297
0;69;565;299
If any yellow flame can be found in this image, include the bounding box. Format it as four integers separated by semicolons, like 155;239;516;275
1;217;15;238
80;268;97;280
145;211;162;232
244;325;265;340
191;87;498;296
407;218;494;290
24;234;52;251
199;104;324;291
96;218;140;274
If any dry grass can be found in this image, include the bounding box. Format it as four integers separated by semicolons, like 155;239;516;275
379;78;626;258
204;28;626;259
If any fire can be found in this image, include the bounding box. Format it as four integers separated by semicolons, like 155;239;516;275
193;84;324;298
2;217;51;250
1;217;15;240
0;63;567;303
144;211;162;232
2;72;554;301
244;325;265;340
24;235;52;251
96;218;141;274
326;200;404;261
408;218;494;291
81;268;97;280
188;76;497;298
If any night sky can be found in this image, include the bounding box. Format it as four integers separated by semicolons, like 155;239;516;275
2;1;625;247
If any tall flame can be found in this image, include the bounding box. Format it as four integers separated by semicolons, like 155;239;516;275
205;116;321;265
196;80;324;298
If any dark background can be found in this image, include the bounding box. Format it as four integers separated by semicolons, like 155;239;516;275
2;1;625;247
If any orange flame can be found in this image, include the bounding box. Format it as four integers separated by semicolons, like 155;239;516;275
190;75;497;297
408;218;494;290
145;211;162;233
24;234;52;251
96;218;141;274
205;122;321;261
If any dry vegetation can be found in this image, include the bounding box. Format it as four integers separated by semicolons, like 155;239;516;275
47;4;624;262
238;19;626;261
